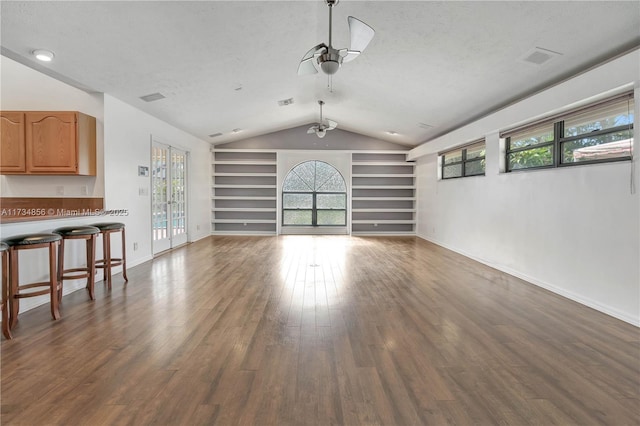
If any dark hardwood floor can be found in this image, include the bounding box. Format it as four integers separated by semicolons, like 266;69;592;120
1;235;638;425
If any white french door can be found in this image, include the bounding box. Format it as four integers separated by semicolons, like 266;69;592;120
152;140;188;255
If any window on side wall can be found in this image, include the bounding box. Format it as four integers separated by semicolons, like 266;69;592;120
503;92;634;172
441;140;486;179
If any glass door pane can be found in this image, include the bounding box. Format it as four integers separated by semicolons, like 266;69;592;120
152;143;171;253
171;148;188;246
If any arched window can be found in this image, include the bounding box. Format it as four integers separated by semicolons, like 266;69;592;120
282;160;347;226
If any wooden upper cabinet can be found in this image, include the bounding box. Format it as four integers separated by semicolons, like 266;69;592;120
26;112;78;173
0;112;26;173
0;111;96;175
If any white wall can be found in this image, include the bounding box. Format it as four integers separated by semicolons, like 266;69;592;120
0;57;211;313
411;50;640;325
103;95;211;268
0;56;107;312
0;56;105;197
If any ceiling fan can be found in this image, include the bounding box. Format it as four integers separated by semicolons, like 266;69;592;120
298;0;375;76
307;100;337;138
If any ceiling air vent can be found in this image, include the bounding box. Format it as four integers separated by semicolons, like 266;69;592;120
208;132;223;138
278;98;294;106
418;122;434;129
520;47;562;66
139;92;166;102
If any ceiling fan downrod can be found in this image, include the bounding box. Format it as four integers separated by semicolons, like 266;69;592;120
318;0;342;75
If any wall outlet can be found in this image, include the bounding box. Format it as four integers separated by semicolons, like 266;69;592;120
133;242;138;251
139;187;149;196
196;225;200;231
56;186;64;195
81;185;88;196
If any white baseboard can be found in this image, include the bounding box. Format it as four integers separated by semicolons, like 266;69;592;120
416;232;639;327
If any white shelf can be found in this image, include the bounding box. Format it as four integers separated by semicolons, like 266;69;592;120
212;230;277;236
352;197;416;201
352;185;416;190
213;219;277;224
213;184;277;189
351;174;415;178
214;160;276;165
351;161;415;166
352;208;416;213
213;196;276;200
212;208;276;212
214;172;276;177
352;220;416;224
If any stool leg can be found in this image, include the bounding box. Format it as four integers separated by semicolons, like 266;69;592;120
49;241;60;320
86;235;96;300
104;231;112;290
9;248;19;329
121;228;128;282
57;238;65;304
2;251;12;339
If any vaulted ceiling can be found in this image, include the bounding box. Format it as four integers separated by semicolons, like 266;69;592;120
1;1;639;146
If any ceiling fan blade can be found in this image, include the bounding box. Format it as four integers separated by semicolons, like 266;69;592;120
298;44;326;75
298;57;318;75
302;43;327;61
307;126;318;134
343;50;361;63
326;119;338;130
347;16;375;56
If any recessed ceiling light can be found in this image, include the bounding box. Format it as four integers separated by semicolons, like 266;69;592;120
32;49;54;62
386;131;398;135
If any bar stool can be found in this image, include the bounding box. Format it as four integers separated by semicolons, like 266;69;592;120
1;242;11;339
53;226;100;301
91;222;128;289
2;233;62;330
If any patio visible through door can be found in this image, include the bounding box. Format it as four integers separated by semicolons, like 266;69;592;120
152;140;188;254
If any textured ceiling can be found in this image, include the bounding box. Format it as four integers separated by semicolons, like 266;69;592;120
1;1;639;146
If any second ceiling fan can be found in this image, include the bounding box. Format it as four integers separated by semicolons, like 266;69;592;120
298;0;375;76
307;100;337;138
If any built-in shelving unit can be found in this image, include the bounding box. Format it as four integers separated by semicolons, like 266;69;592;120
351;152;416;235
212;150;277;234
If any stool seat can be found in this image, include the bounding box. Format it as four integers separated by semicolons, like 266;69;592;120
3;233;62;332
54;226;100;301
91;223;127;289
92;222;125;231
0;242;8;252
3;233;61;246
53;226;100;237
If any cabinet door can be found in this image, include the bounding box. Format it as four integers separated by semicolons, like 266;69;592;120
0;112;26;173
26;112;78;173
